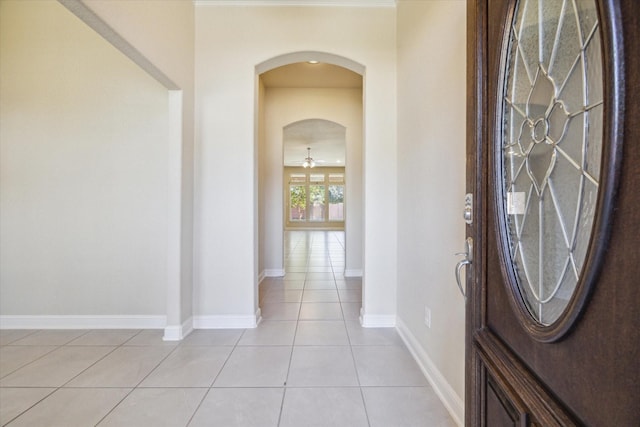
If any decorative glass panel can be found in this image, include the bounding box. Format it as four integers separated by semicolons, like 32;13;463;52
500;0;603;325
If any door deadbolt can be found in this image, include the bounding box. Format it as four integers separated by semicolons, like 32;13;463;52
463;193;473;225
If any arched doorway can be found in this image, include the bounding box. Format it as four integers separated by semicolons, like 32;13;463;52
255;52;364;320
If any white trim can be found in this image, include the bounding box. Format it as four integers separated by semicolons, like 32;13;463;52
163;317;194;341
166;90;184;333
258;270;266;284
359;312;396;328
396;318;464;427
343;269;363;277
0;315;166;330
264;269;286;277
193;312;260;329
195;0;396;8
58;0;179;89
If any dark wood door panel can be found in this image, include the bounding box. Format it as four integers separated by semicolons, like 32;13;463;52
468;1;640;425
476;329;577;426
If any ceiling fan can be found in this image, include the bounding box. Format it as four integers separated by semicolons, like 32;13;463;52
294;147;326;168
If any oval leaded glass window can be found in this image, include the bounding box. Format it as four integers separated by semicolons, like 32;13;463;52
499;0;603;326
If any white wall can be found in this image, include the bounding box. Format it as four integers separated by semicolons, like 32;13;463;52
262;87;363;276
194;5;397;325
396;0;467;424
0;1;170;324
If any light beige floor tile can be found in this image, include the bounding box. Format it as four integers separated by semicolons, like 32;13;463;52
189;388;283;427
97;388;206;427
345;321;403;346
363;387;457;427
213;346;291;387
260;303;301;321
304;280;337;290
180;329;243;346
305;266;333;273
352;346;429;386
283;272;306;281
271;279;305;290
341;303;362;320
287;346;359;386
66;346;173;387
8;388;130;427
0;346;57;378
0;346;114;387
0;388;55;425
9;330;88;346
295;321;349;346
139;346;231;387
338;289;362;303
302;289;339;303
283;265;307;273
280;388;369;427
299;303;344;320
305;272;335;281
237;321;297;346
67;330;140;346
262;289;303;303
123;330;178;346
0;330;38;346
335;280;362;290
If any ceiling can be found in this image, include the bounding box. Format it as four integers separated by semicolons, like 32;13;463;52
261;62;362;88
265;62;360;167
283;119;346;167
196;1;396;7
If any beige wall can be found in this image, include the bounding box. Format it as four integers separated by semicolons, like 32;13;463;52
0;0;169;321
396;0;467;423
194;5;396;323
83;0;196;330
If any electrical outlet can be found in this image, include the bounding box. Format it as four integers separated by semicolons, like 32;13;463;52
424;306;431;328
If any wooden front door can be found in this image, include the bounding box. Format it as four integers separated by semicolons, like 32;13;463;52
466;0;639;425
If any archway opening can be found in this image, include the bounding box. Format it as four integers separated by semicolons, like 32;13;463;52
255;53;364;320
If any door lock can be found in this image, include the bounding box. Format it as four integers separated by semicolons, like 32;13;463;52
463;193;473;224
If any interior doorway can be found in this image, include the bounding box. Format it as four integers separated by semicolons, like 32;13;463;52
255;53;364;315
283;119;346;230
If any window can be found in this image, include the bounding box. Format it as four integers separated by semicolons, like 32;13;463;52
285;168;345;229
328;174;344;221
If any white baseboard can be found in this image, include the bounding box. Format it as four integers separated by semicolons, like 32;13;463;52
0;315;166;330
163;317;194;341
343;269;363;277
264;269;285;277
396;317;464;427
359;310;396;327
193;311;260;329
258;270;266;285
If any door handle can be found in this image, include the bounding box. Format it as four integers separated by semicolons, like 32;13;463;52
454;237;473;299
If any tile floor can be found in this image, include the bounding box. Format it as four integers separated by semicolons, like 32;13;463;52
0;231;456;426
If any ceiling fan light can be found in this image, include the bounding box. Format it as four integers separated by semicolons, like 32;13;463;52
302;147;315;168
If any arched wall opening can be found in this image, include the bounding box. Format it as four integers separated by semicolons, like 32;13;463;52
255;52;364;316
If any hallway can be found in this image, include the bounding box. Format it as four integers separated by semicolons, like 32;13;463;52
0;231;455;426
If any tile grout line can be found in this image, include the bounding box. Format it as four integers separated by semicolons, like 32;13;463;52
81;329;180;426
